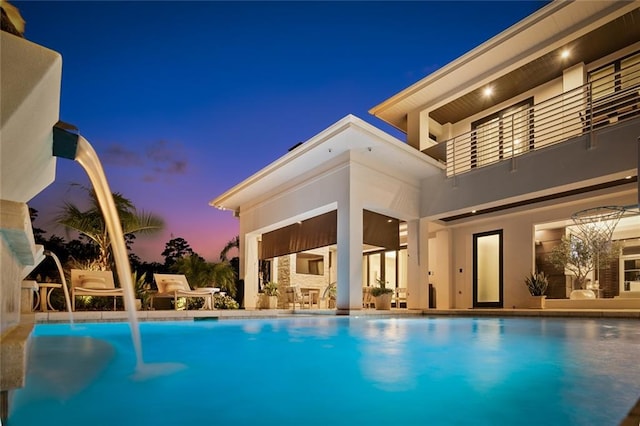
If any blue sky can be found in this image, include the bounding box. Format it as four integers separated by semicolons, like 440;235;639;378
17;1;548;262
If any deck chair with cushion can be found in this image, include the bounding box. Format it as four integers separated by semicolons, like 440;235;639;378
70;269;123;311
152;274;220;310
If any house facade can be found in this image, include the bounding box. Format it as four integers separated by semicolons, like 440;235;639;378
211;0;640;311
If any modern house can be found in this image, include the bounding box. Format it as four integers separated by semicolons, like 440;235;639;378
210;0;640;311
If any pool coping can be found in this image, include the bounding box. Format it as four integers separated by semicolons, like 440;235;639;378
28;307;640;323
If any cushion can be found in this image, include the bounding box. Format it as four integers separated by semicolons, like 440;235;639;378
79;276;107;289
163;280;183;292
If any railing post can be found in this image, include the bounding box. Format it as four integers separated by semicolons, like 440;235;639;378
510;121;516;172
587;82;594;150
451;138;457;187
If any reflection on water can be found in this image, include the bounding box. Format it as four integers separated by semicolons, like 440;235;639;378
23;336;114;399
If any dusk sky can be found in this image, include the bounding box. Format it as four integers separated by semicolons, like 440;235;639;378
17;1;548;262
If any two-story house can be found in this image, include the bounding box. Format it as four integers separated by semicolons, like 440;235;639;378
211;0;640;311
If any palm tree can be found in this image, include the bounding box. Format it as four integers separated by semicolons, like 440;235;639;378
57;185;164;270
219;235;239;261
174;254;237;297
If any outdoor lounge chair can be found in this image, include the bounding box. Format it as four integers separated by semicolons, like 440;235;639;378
70;269;123;311
152;273;219;310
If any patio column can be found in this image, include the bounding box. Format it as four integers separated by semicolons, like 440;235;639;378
243;234;259;309
407;218;429;309
336;198;363;311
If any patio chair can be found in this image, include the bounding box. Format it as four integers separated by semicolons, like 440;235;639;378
284;285;311;309
362;287;375;309
152;274;220;310
70;269;123;311
394;287;407;309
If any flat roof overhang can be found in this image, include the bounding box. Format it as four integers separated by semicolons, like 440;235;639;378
370;1;640;131
209;115;444;213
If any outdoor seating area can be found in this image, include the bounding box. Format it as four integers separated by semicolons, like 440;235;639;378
284;285;320;309
22;271;223;312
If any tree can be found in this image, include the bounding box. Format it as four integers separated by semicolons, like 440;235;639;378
56;185;164;270
161;236;194;268
29;207;47;243
548;235;621;289
220;235;239;261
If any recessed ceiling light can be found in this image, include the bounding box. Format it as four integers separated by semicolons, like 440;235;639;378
483;87;493;97
625;175;633;179
560;49;570;59
471;210;477;214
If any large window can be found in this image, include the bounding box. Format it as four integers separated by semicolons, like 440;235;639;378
471;98;533;168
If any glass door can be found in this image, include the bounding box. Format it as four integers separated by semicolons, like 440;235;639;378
473;230;503;308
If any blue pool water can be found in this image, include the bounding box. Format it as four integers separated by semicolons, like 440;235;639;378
9;317;640;425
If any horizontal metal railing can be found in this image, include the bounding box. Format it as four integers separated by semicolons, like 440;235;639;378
442;62;640;177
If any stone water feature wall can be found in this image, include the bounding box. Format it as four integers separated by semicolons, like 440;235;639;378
0;28;62;419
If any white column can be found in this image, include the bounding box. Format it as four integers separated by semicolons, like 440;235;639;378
336;198;363;311
406;219;421;308
433;228;452;309
243;233;259;309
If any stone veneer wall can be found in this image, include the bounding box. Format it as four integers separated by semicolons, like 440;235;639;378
276;256;290;307
274;249;333;308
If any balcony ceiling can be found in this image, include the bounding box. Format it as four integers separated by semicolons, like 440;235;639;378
430;8;640;125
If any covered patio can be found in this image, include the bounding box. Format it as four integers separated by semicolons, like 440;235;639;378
210;115;443;311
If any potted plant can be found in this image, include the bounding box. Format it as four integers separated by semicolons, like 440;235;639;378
371;278;394;310
524;271;548;308
321;282;337;309
132;271;150;310
260;281;279;309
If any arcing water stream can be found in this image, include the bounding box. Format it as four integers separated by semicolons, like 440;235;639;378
71;134;184;379
43;250;73;327
74;136;144;368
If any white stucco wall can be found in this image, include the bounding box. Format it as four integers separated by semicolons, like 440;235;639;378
446;190;636;309
237;147;424;309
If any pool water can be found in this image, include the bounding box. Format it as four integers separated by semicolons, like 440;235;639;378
9;317;640;425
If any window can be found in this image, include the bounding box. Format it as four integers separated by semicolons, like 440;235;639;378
295;253;324;275
470;98;533;168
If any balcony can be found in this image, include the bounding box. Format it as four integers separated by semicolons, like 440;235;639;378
431;60;640;177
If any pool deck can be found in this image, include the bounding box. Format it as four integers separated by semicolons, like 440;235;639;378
29;306;640;323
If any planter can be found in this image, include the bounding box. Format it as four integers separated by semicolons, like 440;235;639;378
259;294;278;309
528;295;546;309
570;289;596;300
375;293;392;310
135;298;142;311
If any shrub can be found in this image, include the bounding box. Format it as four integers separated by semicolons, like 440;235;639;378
525;271;548;296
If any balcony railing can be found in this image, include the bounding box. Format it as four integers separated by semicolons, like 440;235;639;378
440;61;640;177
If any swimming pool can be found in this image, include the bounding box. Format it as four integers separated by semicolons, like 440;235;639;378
9;317;640;425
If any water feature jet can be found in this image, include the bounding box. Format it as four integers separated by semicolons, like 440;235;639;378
43;250;73;326
52;125;144;368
